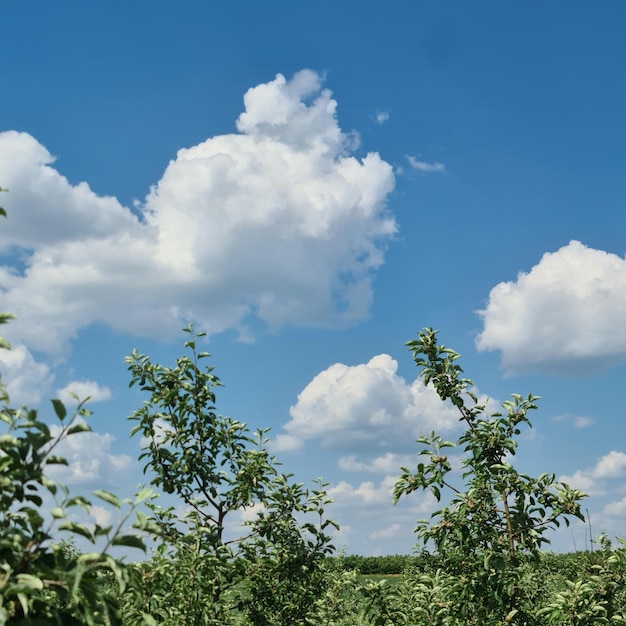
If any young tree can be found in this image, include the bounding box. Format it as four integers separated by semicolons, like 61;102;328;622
393;328;587;624
125;326;338;625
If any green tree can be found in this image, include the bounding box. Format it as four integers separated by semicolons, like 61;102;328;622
124;326;338;625
393;328;587;625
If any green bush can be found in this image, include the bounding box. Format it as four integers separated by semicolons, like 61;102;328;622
0;191;151;625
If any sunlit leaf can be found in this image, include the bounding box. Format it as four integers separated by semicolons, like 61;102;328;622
93;489;121;508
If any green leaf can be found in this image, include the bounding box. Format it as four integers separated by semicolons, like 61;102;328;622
24;494;43;506
65;495;92;511
134;486;154;503
0;434;19;446
58;520;95;542
15;574;44;590
45;455;69;465
51;398;67;421
67;422;91;435
16;592;29;617
112;534;146;550
93;489;121;508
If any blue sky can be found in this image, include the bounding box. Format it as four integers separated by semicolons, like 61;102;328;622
2;1;626;555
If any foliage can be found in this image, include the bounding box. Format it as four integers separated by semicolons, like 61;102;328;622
537;537;626;625
123;326;338;625
330;554;419;575
0;193;150;625
393;328;589;624
6;178;626;626
0;396;155;625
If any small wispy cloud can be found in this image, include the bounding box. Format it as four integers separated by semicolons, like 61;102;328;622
406;155;446;172
375;111;389;124
574;416;595;429
552;414;595;429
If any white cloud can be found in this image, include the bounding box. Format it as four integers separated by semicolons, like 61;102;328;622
323;475;437;555
406;155;446;172
239;502;266;523
328;475;398;506
552;414;595;429
47;421;133;487
276;353;460;451
57;380;111;404
338;452;415;474
0;343;53;405
0;131;139;251
603;497;626;518
573;416;595;429
270;433;303;452
369;523;400;540
476;241;626;375
375;111;389;124
90;505;113;528
0;70;396;356
591;451;626;479
559;470;599;495
560;450;626;497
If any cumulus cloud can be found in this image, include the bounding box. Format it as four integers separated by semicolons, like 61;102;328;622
57;380;111;404
270;433;303;452
47;421;133;487
406;155;446;173
0;131;139;251
477;241;626;375
323;475;438;554
275;354;460;451
375;111;390;124
328;475;398;506
559;470;598;495
603;497;626;518
370;523;400;540
338;452;416;474
560;450;626;496
0;70;396;356
592;451;626;479
0;343;53;405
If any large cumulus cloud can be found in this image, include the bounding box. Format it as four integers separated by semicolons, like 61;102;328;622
0;70;396;356
477;241;626;375
273;353;460;452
